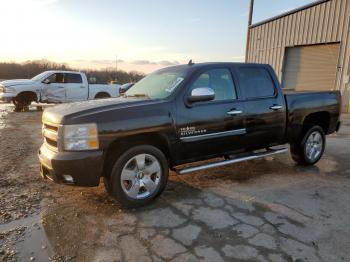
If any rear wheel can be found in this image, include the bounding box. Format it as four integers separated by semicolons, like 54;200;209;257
95;93;110;99
106;145;168;208
290;126;325;165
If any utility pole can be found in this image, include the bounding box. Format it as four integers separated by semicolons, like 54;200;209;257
115;55;118;82
245;0;254;62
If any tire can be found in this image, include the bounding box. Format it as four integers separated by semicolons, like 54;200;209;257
290;125;325;165
107;145;169;208
95;93;110;99
13;95;31;112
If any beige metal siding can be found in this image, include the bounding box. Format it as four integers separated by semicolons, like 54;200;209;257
247;0;350;110
282;43;340;90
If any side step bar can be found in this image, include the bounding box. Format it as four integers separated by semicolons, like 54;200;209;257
176;148;288;175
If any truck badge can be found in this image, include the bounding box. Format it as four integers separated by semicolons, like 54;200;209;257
180;126;207;136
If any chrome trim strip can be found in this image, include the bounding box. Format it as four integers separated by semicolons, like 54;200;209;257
270;105;283;110
178;148;288;174
42;120;59;128
44;139;59;153
43;128;57;141
227;110;243;115
180;128;246;143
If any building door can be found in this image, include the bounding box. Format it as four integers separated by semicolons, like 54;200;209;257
282;43;340;91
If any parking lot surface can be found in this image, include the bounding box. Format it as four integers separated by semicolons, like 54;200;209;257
1;102;350;262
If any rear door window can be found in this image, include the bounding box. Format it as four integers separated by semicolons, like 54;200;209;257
64;73;83;84
238;67;275;99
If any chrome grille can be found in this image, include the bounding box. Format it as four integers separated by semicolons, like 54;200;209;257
42;122;59;151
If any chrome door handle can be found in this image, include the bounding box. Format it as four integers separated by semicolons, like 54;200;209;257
270;105;283;110
227;110;243;116
80;86;85;88
58;86;64;88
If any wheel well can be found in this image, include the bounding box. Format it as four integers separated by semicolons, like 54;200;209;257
95;92;110;99
102;133;171;179
302;111;330;134
16;91;37;102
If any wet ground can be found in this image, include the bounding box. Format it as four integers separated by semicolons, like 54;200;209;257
1;102;350;262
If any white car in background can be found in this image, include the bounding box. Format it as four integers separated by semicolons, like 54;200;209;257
0;71;120;111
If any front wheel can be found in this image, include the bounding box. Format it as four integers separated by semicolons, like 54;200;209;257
290;126;325;165
107;145;169;208
13;96;31;112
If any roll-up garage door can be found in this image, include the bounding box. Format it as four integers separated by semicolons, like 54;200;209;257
282;43;340;91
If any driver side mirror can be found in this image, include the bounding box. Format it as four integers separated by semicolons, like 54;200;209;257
42;79;51;84
187;87;215;103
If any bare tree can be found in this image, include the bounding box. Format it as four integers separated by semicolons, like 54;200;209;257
0;60;145;84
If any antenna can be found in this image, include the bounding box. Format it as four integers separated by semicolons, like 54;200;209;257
188;59;194;66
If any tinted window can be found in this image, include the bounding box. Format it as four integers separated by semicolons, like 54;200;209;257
65;73;82;84
238;67;275;99
46;73;64;83
191;68;237;101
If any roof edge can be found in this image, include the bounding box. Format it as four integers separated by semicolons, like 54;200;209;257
250;0;330;28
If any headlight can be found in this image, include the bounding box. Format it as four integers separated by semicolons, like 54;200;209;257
63;123;99;151
0;86;14;93
6;87;15;93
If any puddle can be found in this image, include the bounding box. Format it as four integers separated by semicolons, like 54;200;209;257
16;218;52;261
0;214;52;261
0;215;39;232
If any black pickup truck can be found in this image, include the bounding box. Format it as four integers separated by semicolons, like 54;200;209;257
39;62;341;207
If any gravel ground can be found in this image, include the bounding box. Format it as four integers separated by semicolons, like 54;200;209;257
1;102;350;262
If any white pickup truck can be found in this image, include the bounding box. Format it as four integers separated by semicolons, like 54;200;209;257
0;70;120;111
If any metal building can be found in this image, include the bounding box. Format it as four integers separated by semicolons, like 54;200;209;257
246;0;350;111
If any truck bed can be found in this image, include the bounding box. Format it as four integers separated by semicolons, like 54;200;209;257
284;90;341;142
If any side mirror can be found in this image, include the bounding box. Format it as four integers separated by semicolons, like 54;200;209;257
187;87;215;103
42;79;51;84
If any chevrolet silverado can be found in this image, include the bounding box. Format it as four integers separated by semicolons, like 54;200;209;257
38;62;341;207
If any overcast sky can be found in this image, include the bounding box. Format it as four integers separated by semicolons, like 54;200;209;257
0;0;316;73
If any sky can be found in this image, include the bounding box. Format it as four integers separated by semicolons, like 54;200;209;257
0;0;316;73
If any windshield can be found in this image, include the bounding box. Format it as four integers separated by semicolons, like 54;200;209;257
125;67;187;99
31;72;49;81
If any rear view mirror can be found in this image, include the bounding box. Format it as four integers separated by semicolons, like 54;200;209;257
42;79;51;84
187;87;215;103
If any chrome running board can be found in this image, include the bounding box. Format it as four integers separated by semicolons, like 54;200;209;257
176;148;288;175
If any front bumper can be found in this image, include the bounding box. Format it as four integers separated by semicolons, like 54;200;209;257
0;92;14;102
38;144;104;187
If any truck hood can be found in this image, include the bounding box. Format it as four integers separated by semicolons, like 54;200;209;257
42;97;158;124
1;79;35;87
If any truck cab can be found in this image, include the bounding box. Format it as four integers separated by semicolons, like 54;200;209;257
173;63;287;163
41;71;89;102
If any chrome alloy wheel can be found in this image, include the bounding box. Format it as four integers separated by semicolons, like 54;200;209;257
305;131;323;162
120;153;162;199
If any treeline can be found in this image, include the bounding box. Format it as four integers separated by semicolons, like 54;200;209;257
0;60;145;84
